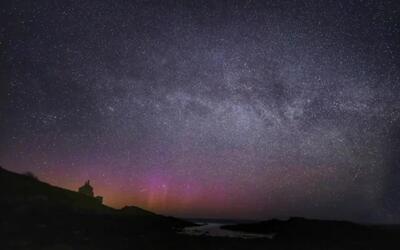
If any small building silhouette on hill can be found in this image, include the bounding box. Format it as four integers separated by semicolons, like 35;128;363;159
78;180;103;204
79;180;94;197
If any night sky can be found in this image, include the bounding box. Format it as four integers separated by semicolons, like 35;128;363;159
1;0;400;223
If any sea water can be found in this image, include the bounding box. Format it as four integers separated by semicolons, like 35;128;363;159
181;222;275;239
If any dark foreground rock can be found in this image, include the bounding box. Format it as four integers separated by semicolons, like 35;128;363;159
222;217;400;249
1;167;399;249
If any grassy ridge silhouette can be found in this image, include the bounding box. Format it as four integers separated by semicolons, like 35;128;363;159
1;166;400;250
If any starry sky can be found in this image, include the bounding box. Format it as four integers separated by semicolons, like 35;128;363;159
1;0;400;223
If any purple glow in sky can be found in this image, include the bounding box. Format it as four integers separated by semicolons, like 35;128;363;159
1;0;400;223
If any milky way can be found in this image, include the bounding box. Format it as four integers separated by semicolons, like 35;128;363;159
1;0;400;222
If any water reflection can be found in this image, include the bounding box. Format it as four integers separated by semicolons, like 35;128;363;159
182;223;274;239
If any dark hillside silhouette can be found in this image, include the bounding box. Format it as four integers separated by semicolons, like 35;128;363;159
222;217;400;247
0;166;197;249
1;166;400;250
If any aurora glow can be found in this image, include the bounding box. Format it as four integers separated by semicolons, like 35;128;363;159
1;0;400;223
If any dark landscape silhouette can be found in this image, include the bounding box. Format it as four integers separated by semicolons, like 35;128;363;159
2;1;400;249
1;166;399;250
